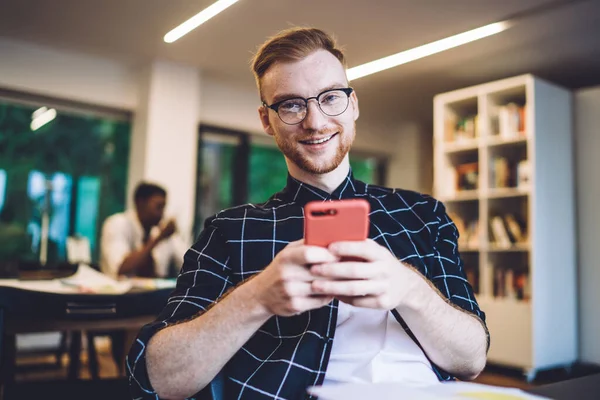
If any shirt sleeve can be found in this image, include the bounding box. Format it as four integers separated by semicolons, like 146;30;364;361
126;222;234;399
428;198;489;348
99;215;132;279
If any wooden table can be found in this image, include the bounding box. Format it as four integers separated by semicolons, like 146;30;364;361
0;285;172;399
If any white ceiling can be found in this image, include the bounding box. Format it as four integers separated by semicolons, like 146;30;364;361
1;0;600;122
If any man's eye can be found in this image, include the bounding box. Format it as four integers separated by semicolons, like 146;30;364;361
321;93;341;104
280;101;304;112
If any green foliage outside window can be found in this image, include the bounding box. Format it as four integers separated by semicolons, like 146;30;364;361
0;101;130;263
349;155;378;184
249;145;289;204
196;141;236;225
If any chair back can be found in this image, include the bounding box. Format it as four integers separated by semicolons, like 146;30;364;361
197;369;225;400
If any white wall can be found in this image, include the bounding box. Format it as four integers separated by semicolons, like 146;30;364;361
575;85;600;365
0;38;137;109
200;76;264;134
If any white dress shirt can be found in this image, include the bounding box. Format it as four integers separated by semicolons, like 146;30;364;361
323;301;440;386
99;211;188;278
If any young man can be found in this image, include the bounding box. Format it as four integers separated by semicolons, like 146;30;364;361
127;28;488;400
100;182;186;278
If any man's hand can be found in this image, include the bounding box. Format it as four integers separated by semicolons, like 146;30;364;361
248;240;339;317
309;239;423;310
157;219;177;241
311;240;488;380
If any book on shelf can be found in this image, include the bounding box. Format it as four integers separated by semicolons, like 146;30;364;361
489;214;528;247
491;103;526;139
492;265;530;301
445;114;478;143
516;159;531;189
489;157;530;190
455;162;478;191
490;157;511;188
490;216;512;248
504;214;526;243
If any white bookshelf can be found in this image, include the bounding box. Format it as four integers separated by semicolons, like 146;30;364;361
433;75;577;379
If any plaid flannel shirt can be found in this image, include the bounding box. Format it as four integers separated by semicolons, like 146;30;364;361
127;171;487;400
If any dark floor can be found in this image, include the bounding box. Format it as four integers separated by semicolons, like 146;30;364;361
4;340;600;399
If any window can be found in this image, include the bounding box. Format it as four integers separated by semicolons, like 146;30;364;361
248;144;288;204
194;132;238;235
194;125;387;233
0;98;131;264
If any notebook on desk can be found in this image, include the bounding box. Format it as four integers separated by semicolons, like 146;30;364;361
308;381;550;400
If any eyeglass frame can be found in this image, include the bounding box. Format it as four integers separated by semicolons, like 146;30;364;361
262;87;354;125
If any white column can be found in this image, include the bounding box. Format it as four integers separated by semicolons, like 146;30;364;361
128;60;201;242
575;86;600;365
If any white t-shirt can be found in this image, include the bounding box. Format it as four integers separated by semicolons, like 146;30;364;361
323;301;440;386
99;211;188;278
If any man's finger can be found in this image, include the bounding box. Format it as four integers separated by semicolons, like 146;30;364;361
310;262;382;279
281;281;314;297
311;279;386;297
283;245;338;266
279;263;318;282
328;240;389;262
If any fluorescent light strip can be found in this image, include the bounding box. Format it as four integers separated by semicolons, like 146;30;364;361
164;0;240;43
32;106;48;120
31;108;57;131
347;21;511;81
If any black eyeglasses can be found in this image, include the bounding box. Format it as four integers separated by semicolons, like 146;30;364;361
262;87;354;125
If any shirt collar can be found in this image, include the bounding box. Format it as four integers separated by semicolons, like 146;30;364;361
278;169;366;206
125;210;145;237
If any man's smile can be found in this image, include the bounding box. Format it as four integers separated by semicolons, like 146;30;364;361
299;133;338;145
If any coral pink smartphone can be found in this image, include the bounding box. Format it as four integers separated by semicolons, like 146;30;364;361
304;199;370;248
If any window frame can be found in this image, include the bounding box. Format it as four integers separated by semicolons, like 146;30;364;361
195;124;389;236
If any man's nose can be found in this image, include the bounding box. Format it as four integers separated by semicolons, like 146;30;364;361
301;100;328;131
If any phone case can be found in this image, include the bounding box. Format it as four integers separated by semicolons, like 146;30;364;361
304;199;370;247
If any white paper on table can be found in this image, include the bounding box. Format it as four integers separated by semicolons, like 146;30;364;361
308;382;441;400
308;381;551;400
128;277;177;290
429;381;550;399
60;264;132;294
0;264;131;294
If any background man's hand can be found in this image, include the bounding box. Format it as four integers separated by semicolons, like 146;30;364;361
309;239;424;310
249;240;339;317
157;219;177;241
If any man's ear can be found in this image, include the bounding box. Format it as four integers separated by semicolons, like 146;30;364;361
259;106;275;136
351;90;360;121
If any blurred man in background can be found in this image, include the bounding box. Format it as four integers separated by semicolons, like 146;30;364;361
100;182;186;278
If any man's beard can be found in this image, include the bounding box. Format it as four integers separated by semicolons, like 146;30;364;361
274;124;355;174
